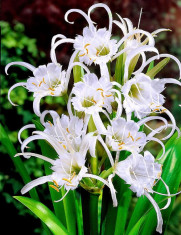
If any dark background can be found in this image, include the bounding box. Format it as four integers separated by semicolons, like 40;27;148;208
1;0;181;234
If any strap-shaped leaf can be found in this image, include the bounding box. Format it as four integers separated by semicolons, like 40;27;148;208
73;54;84;83
14;196;69;235
146;58;170;78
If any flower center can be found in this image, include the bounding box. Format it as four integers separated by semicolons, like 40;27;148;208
129;83;143;99
96;45;110;57
81;96;97;108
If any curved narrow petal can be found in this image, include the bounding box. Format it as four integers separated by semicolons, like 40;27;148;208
66;62;90;82
15;152;55;165
97;136;114;166
83;173;110;188
108;174;117;207
18;124;35;144
144;190;163;234
137;116;168;128
117;29;155;48
123;18;134;32
124;46;159;81
8;82;27;106
113;20;127;36
21;175;52;194
152;28;171;36
65;9;94;30
5;62;35;75
51;34;66;47
161;109;176;140
50;38;75;64
54;189;70;202
40;110;59;125
88;3;113;32
134;54;181;79
92;112;107;135
21;134;46;153
33;95;45;117
159;178;171;210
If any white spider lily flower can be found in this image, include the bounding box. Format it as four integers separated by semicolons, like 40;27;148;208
16;117;111;200
122;73;181;119
74;26;118;67
20;111;85;155
6;62;68;116
106;117;146;153
51;4;117;80
114;151;163;233
70;73;122;134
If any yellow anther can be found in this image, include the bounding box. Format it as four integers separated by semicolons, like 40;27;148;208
49;87;55;91
96;50;100;56
42;77;46;84
79;53;86;57
84;43;90;48
91;99;97;104
160;109;167;113
63;144;66;149
39;81;43;87
130;135;134;142
127;132;131;138
48;121;52;126
119;146;123;150
105;94;112;97
101;92;104;98
49;185;59;192
96;88;104;91
62;178;72;184
70;172;76;181
118;141;125;146
66;128;70;133
50;92;55;95
53;180;59;188
66;183;76;187
32;82;37;87
48;121;53;126
152;108;160;112
136;137;141;141
59;141;62;144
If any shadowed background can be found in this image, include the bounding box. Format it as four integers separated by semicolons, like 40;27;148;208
1;0;181;234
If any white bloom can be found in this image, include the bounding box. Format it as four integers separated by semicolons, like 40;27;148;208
74;26;118;66
106;117;146;153
70;73;122;134
115;151;163;233
6;62;68;116
16;115;111;200
122;73;181;119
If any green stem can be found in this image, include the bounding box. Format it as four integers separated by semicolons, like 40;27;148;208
90;194;99;235
61;188;77;235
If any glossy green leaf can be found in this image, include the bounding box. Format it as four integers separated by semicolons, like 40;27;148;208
126;130;181;234
14;196;69;235
146;58;170;78
127;215;146;235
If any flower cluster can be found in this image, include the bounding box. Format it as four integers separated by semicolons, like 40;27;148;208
6;3;181;233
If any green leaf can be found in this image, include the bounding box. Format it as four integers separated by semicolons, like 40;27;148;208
73;54;84;83
146;61;154;73
14;196;69;235
127;215;147;235
115;44;124;85
32;119;67;227
126;130;181;234
128;54;140;79
0;124;39;200
146;58;170;78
